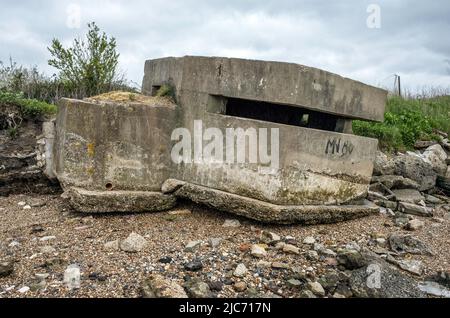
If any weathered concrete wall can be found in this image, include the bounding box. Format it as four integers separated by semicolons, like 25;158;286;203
53;98;177;192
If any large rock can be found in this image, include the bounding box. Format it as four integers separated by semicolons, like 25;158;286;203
418;281;450;298
373;151;395;176
397;259;424;276
349;260;426;298
393;189;424;204
398;202;433;217
388;234;433;255
371;175;420;190
393;152;437;191
421;144;448;176
141;275;188;298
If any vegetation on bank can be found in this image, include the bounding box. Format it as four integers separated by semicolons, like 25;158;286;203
0;90;57;117
0;22;137;138
353;95;450;152
0;90;57;137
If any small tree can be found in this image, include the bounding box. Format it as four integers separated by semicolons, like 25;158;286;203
48;22;121;97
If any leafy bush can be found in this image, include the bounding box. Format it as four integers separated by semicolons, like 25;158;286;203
0;90;57;118
1;58;135;104
354;95;449;152
48;22;127;98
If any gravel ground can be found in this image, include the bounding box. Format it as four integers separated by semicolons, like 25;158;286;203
0;194;449;298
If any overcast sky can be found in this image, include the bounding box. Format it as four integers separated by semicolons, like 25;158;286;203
1;0;449;93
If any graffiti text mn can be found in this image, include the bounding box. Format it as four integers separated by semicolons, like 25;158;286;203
325;138;354;157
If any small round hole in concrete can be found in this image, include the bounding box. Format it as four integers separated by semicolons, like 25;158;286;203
105;183;113;191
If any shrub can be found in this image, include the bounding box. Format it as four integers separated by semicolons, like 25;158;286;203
354;95;449;152
48;22;125;98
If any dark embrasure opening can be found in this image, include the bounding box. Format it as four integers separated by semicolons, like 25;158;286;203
224;97;340;132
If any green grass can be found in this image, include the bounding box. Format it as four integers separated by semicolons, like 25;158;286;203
354;95;450;152
0;90;57;118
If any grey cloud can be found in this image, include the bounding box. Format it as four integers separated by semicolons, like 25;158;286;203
0;0;449;91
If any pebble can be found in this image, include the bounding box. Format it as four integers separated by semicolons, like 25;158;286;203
234;281;247;292
23;205;32;210
406;219;425;231
104;240;120;251
375;238;387;246
18;286;30;294
35;273;50;280
256;260;271;269
29;199;47;207
8;241;20;248
222;219;241;228
40;246;56;254
185;240;202;252
208;281;223;292
63;264;81;290
344;242;361;251
323;258;338;266
300;290;317;298
40;236;56;242
287;279;302;287
233;263;248;277
261;231;281;244
141;275;188;298
158;256;173;264
306;250;319;261
168;209;192;216
303;236;316;245
17;202;26;206
275;242;286;250
251;244;267;258
120;232;147;253
314;243;336;257
208;238;222;248
271;262;290;270
185;280;212;298
184;259;203;271
282;244;300;255
307;281;325;297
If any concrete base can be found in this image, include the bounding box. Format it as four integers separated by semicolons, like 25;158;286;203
66;187;176;213
162;179;379;224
